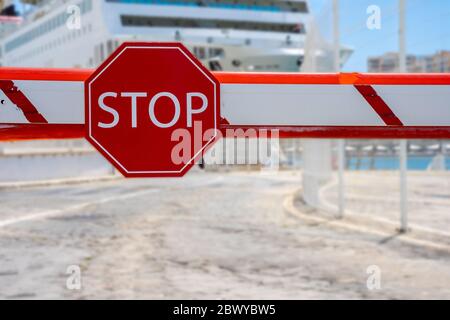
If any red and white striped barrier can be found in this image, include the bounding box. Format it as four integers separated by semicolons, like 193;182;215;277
1;68;450;140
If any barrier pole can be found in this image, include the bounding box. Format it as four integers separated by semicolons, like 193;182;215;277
333;0;345;219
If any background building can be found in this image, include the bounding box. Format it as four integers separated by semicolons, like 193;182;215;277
368;51;450;73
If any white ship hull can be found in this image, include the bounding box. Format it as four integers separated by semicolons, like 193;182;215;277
1;0;310;72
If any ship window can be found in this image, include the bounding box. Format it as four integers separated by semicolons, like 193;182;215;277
198;47;206;59
94;45;100;65
193;47;207;59
121;15;304;34
106;0;308;14
209;61;223;71
107;40;114;55
100;43;105;62
209;48;224;58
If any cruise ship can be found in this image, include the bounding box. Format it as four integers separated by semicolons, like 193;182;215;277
0;0;351;72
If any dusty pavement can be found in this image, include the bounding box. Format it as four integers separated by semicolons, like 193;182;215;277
0;171;449;299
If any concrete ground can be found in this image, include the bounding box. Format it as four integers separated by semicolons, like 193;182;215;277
321;171;450;235
0;171;449;299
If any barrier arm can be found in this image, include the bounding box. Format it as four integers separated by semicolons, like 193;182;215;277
1;67;450;141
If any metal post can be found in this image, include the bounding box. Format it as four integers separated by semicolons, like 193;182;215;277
333;0;345;218
399;0;407;73
333;0;340;72
292;139;297;168
398;0;408;232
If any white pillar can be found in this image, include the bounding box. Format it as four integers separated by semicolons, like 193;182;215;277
399;140;408;232
337;139;345;218
302;140;333;207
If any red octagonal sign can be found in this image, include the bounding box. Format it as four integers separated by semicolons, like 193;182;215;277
86;42;220;177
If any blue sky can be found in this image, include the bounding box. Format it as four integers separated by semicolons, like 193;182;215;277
309;0;450;71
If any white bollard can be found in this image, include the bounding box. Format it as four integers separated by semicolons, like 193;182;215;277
337;139;346;218
399;139;408;233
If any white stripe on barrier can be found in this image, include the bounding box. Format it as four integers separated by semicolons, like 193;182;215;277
0;89;29;123
13;80;84;124
221;84;385;126
373;85;450;126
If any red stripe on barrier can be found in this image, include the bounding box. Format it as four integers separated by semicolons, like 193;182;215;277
215;72;450;85
0;124;84;141
0;80;48;124
215;72;341;84
2;124;450;141
354;85;403;126
1;68;450;84
220;125;450;139
0;68;92;81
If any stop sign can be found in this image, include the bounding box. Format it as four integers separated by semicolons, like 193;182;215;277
85;42;220;177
